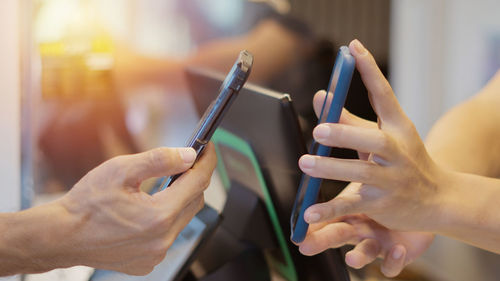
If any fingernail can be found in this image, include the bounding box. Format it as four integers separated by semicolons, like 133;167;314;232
300;155;316;170
392;246;404;260
314;124;331;140
298;244;310;255
351;39;367;56
305;212;321;223
179;148;196;164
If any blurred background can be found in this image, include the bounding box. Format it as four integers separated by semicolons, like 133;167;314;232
1;0;500;280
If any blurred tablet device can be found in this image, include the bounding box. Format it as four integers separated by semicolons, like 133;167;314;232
89;205;220;281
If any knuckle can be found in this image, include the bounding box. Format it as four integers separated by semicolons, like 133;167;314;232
403;119;418;134
195;174;211;190
388;166;410;188
196;196;205;211
96;156;126;181
145;241;170;267
333;125;347;145
382;81;394;96
377;132;393;153
334;202;348;216
334;197;356;216
315;157;332;177
362;239;381;256
333;225;349;239
148;213;175;232
160;213;176;229
148;148;170;170
357;165;373;183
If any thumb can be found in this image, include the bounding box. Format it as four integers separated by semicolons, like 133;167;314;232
119;147;196;187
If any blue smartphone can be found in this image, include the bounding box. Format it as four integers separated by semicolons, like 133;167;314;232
290;46;355;243
159;50;253;190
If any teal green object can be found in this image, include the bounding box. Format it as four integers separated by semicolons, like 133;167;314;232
212;128;298;281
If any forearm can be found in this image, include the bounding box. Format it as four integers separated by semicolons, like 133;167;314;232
186;19;308;84
426;71;500;177
433;169;500;253
0;201;78;276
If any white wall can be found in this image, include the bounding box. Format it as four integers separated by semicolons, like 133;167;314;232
0;2;23;281
391;1;500;280
0;0;21;212
390;0;447;136
391;0;500;137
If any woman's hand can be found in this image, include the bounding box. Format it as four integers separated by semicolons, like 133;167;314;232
296;39;448;277
296;40;500;276
299;212;434;277
299;40;449;232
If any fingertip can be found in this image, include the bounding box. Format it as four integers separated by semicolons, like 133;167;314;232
178;147;197;164
298;243;316;256
298;154;316;171
304;207;321;224
381;244;407;278
313;124;331;141
349;39;367;57
313;90;327;100
391;244;406;260
313;90;328;117
345;251;364;269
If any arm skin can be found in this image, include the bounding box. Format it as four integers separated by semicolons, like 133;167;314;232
425;71;500;251
0;144;216;276
426;70;500;177
113;19;309;92
297;40;500;277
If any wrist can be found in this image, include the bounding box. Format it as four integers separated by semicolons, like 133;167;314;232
417;164;458;234
1;201;82;274
430;169;484;236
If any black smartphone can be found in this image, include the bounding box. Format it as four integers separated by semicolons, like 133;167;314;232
160;50;253;190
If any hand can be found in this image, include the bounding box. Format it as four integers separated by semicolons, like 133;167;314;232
299;40;449;232
298;93;435;277
294;39;449;277
299;212;434;277
39;144;216;275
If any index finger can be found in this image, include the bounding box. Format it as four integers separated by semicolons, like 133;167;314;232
313;91;377;129
348;40;407;126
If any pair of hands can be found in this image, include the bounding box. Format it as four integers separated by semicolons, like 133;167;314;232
297;40;445;277
25;40;440;277
35;144;216;275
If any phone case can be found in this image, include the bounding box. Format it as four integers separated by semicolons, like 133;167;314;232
290;46;355;243
160;50;253;190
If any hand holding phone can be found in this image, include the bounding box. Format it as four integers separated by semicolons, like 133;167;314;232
160;50;253;190
290;46;355;243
